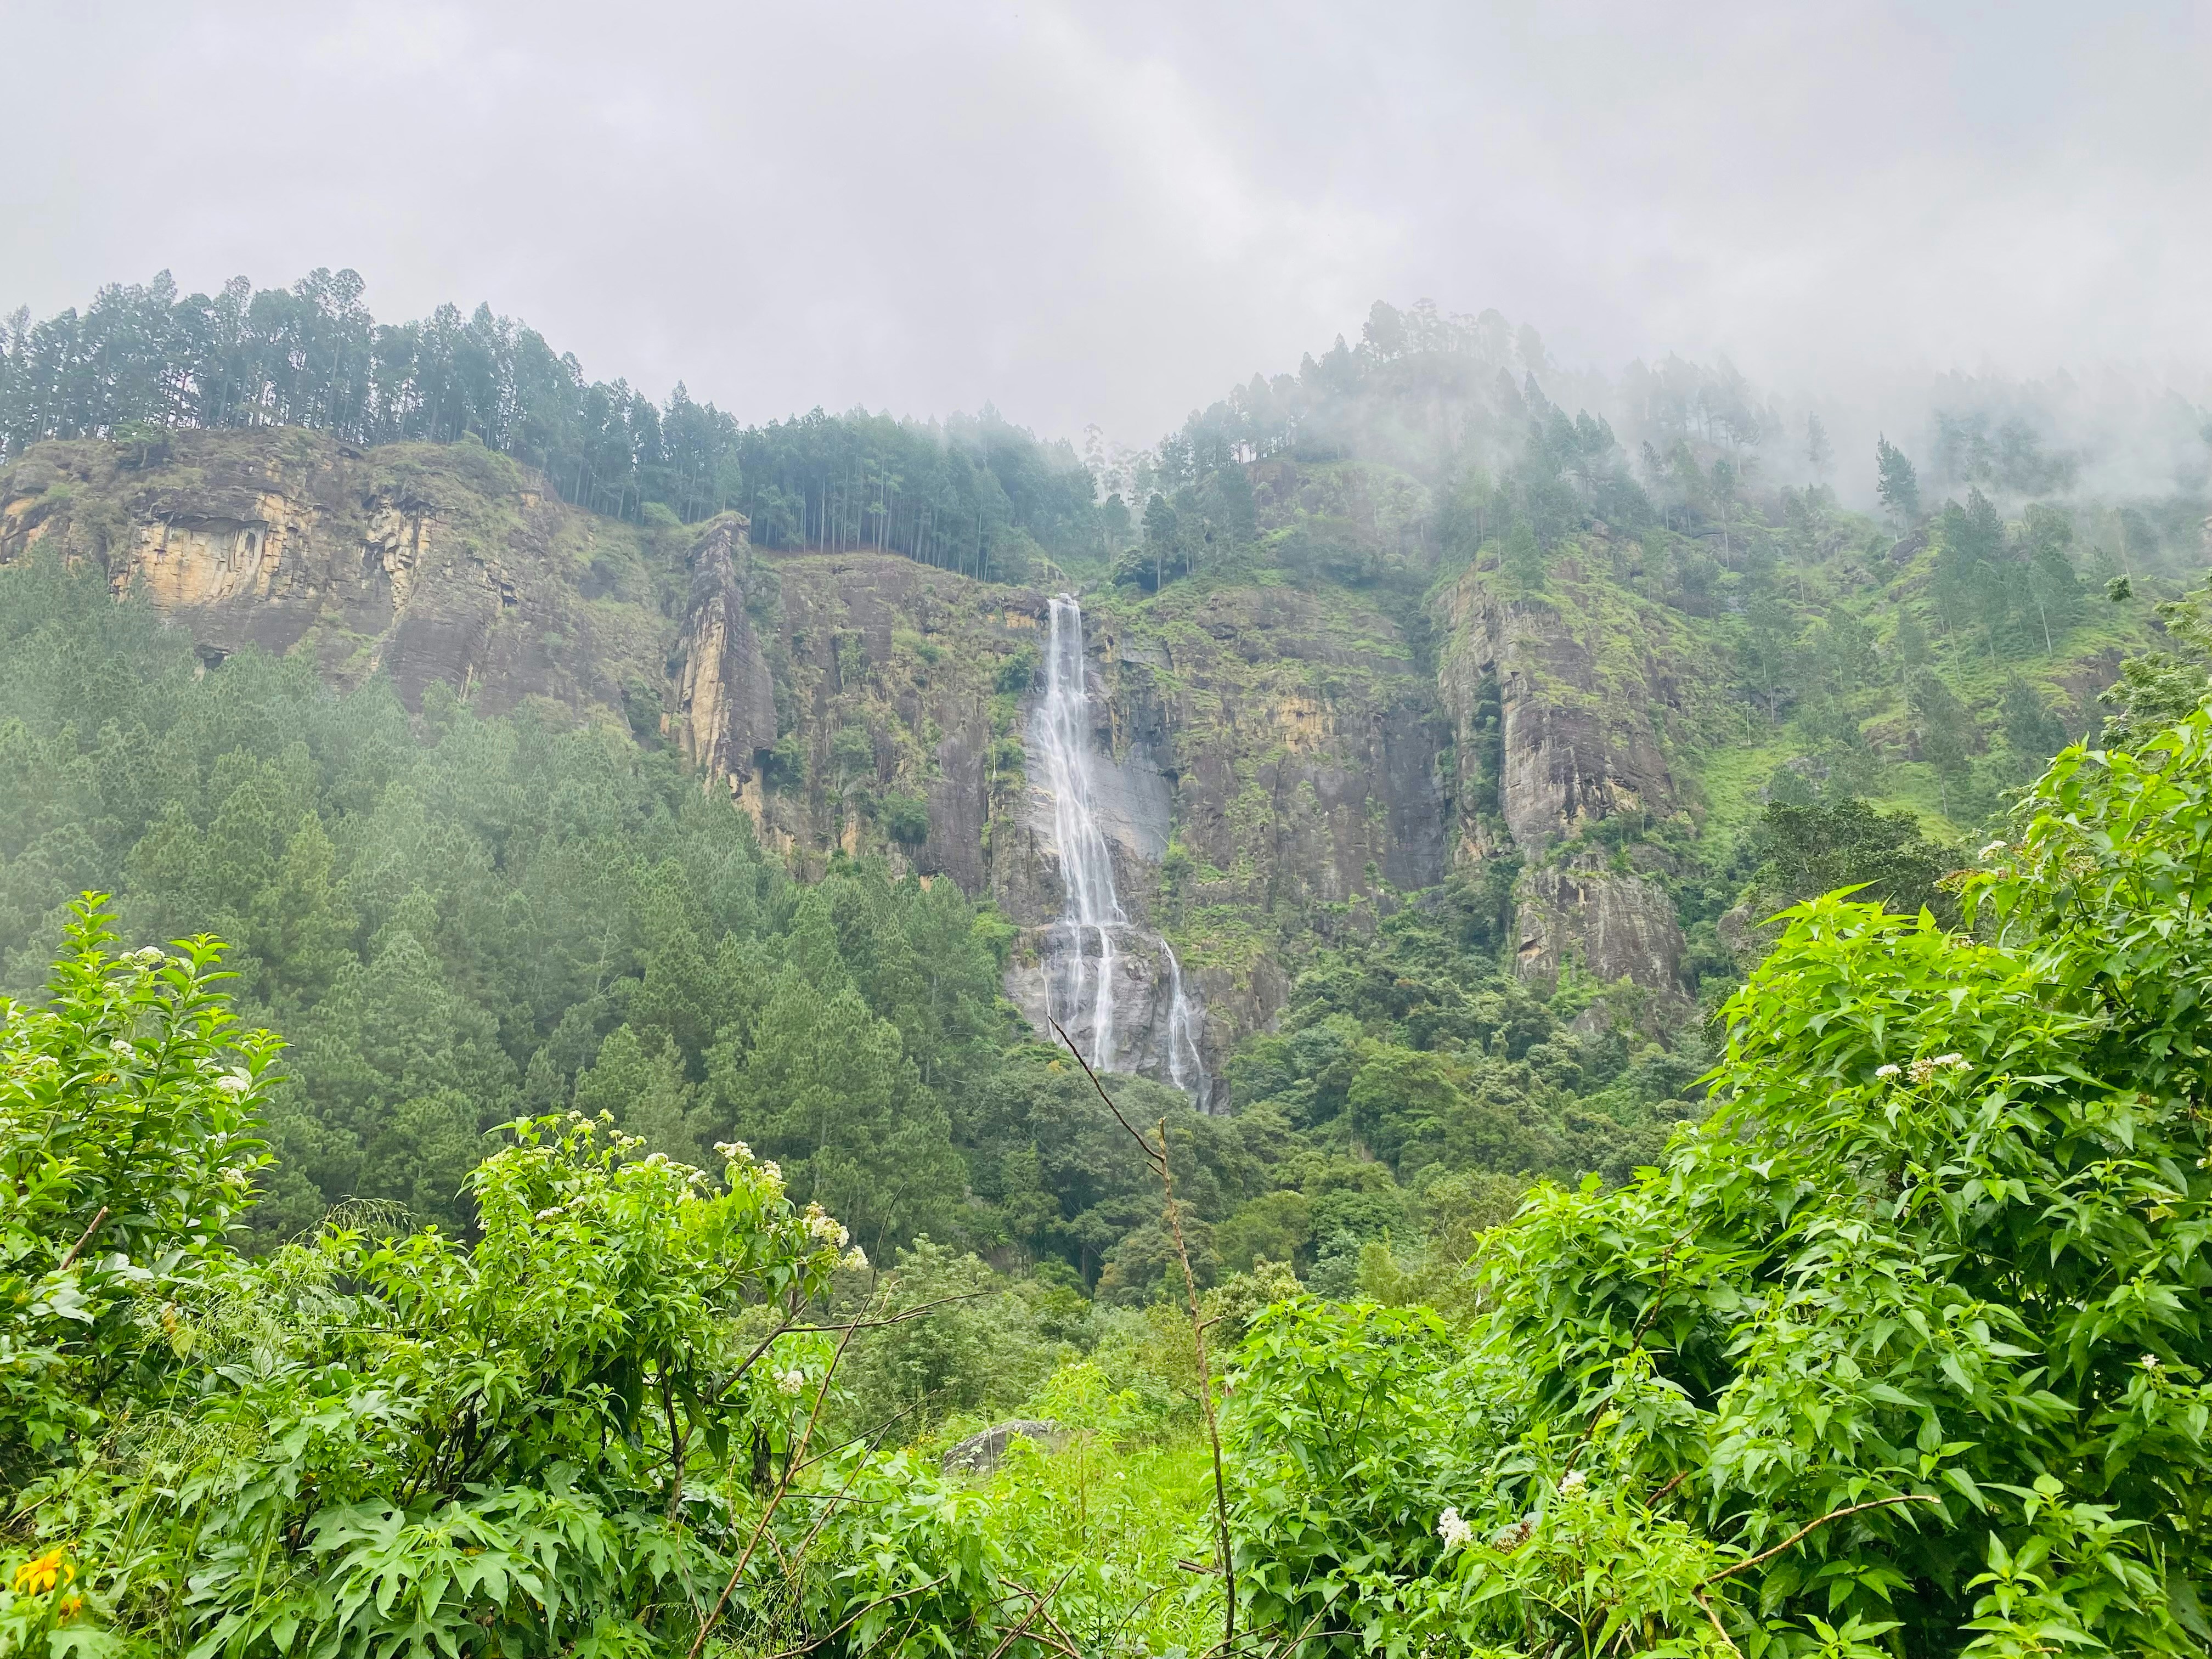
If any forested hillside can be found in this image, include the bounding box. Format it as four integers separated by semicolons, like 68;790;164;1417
4;270;2212;1655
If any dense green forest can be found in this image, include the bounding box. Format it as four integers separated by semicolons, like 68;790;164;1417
7;268;2212;1655
9;704;2212;1654
0;554;1692;1295
0;271;1101;579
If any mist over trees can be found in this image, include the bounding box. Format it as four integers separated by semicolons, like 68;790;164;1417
7;263;2212;1654
0;269;1102;580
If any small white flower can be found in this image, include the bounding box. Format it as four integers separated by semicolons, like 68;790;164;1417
758;1160;783;1188
1979;841;2007;861
1875;1064;1901;1079
213;1073;251;1096
844;1245;869;1271
2142;1353;2163;1372
804;1203;849;1246
1559;1469;1587;1496
715;1141;753;1163
1935;1052;1968;1070
1908;1057;1938;1085
1437;1506;1472;1550
776;1369;806;1396
110;1039;136;1061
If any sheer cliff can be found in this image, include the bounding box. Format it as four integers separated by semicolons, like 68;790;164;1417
3;425;2159;1109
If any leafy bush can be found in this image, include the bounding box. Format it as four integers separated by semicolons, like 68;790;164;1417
994;645;1040;695
1222;712;2212;1655
878;792;933;847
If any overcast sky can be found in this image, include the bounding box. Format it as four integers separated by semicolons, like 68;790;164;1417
5;2;2208;449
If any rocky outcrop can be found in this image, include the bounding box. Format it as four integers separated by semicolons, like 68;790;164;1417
727;551;1047;883
1105;584;1449;913
940;1419;1070;1474
672;517;776;784
1069;582;1451;1078
1437;571;1691;1005
8;429;1714;1082
1514;852;1687;994
0;430;672;717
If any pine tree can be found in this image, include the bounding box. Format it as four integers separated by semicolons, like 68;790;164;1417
1876;435;1921;527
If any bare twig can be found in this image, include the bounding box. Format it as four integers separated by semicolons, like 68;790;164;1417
709;1292;984;1409
1692;1588;1742;1658
1000;1578;1087;1659
1699;1494;1942;1587
58;1206;110;1271
687;1314;865;1658
1052;1018;1166;1169
759;1571;949;1659
774;1290;989;1336
982;1564;1077;1659
1053;1020;1238;1651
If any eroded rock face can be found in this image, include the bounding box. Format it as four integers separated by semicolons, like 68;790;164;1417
8;429;1706;1082
1107;584;1450;914
0;431;669;716
672;517;776;784
1514;854;1685;996
1438;573;1690;1004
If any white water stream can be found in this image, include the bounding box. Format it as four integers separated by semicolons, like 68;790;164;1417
1034;596;1208;1107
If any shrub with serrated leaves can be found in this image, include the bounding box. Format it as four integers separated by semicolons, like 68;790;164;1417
0;898;907;1656
1225;713;2212;1656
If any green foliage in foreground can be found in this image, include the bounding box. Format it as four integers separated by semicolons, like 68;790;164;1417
12;699;2212;1657
1225;712;2212;1655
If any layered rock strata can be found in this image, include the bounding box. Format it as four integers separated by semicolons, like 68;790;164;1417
1436;572;1693;1009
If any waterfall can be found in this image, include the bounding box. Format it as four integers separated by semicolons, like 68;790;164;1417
1032;596;1209;1108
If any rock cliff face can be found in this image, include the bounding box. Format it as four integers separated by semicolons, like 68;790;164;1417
5;428;1721;1093
1436;565;1693;1007
0;430;671;716
671;517;777;784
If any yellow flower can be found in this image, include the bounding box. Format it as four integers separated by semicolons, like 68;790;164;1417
11;1549;71;1595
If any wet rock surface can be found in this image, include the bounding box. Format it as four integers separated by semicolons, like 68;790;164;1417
939;1419;1069;1475
0;430;672;717
1438;573;1692;1005
7;432;1721;1080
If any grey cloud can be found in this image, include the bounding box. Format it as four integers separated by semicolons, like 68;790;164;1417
4;1;2208;456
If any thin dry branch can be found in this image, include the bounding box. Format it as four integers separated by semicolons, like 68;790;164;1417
1052;1020;1238;1651
759;1571;949;1659
687;1312;866;1658
1699;1493;1943;1587
982;1564;1077;1659
58;1205;110;1271
1692;1588;1743;1658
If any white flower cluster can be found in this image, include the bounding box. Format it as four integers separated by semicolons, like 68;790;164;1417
1559;1469;1587;1496
804;1202;849;1248
1979;840;2008;861
714;1141;754;1163
776;1368;807;1396
1436;1506;1472;1549
110;1039;136;1062
844;1245;869;1271
1908;1053;1970;1085
213;1072;251;1096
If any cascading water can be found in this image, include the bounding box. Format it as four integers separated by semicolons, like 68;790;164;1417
1032;595;1209;1108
